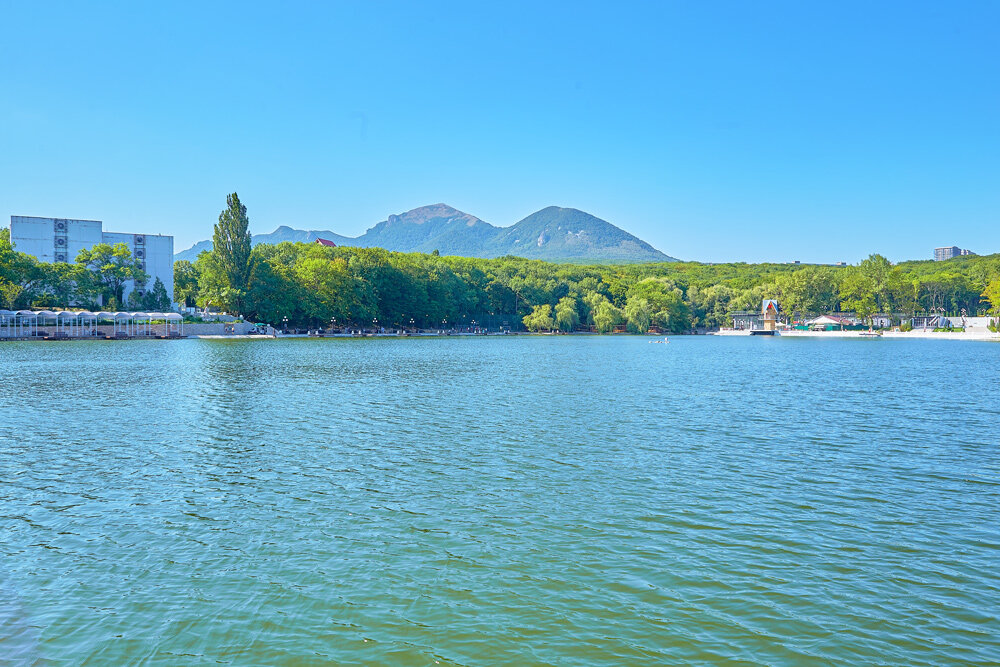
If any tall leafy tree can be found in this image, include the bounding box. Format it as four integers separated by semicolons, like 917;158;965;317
554;296;579;331
858;253;901;314
522;304;555;331
592;300;623;333
173;260;201;307
840;270;878;326
212;192;253;315
75;243;146;305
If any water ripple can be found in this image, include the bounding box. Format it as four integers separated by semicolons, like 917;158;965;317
1;336;998;664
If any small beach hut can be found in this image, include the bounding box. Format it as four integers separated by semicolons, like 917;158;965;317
762;300;780;331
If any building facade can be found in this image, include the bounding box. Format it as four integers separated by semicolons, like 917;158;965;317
10;216;173;303
934;246;973;261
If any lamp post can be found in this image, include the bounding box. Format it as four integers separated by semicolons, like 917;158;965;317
373;317;378;334
330;316;336;333
471;319;477;334
282;316;288;334
409;317;414;332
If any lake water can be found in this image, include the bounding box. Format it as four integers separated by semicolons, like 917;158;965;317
1;336;998;665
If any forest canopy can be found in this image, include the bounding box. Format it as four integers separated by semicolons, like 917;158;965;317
176;239;1000;331
3;225;999;331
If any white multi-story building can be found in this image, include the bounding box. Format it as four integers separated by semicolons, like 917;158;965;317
9;215;173;303
934;246;974;261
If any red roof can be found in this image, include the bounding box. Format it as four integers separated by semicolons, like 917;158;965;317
315;238;337;247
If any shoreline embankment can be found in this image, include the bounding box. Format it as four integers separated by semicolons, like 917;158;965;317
5;329;999;342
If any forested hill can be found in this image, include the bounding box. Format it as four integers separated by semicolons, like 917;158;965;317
174;204;676;263
168;241;1000;331
3;224;998;331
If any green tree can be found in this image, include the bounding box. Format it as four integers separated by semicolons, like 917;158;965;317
624;296;651;333
75;243;146;305
588;295;623;334
627;277;691;332
212;192;253;315
173;260;201;307
593;302;623;333
192;250;234;311
126;289;145;310
840;270;877;327
0;228;46;306
982;276;1000;328
858;253;901;315
145;277;172;311
522;304;555;331
775;270;808;318
554;296;579;331
244;250;299;325
294;254;371;326
0;281;23;309
41;262;81;308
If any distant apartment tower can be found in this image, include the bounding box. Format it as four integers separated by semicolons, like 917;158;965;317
934;246;973;261
9;216;174;303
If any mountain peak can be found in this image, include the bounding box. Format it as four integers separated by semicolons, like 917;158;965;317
492;207;675;262
175;204;676;263
386;203;485;227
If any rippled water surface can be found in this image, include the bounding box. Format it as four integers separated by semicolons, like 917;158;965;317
2;336;999;665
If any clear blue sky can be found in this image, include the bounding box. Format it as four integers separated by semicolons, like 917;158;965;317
1;1;997;263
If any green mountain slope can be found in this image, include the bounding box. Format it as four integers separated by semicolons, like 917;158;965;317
489;206;674;262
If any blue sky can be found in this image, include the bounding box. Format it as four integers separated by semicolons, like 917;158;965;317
1;1;997;263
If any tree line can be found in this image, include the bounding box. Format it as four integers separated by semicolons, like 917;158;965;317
4;193;1000;330
175;194;1000;331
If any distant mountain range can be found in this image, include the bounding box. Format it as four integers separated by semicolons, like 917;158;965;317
174;204;676;263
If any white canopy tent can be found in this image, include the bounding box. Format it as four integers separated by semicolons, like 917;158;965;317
159;312;184;337
0;309;15;338
14;310;38;337
805;315;848;330
1;310;185;339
